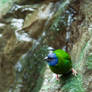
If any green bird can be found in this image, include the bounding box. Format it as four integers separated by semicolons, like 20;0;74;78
44;49;77;79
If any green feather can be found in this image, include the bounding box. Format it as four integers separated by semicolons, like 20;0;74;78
49;49;72;74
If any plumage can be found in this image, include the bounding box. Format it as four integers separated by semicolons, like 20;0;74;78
45;49;72;75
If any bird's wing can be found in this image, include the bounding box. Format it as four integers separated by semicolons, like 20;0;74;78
53;49;71;60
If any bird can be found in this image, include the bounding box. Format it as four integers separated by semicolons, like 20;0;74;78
44;49;77;80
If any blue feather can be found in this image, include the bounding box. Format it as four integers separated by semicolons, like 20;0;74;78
47;53;58;66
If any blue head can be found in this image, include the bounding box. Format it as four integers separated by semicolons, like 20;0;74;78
44;52;58;66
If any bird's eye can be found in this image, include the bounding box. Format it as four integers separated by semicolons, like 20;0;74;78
47;57;53;62
48;57;53;60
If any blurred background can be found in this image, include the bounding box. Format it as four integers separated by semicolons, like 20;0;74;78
0;0;92;92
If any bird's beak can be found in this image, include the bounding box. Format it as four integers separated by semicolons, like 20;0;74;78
44;56;48;61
